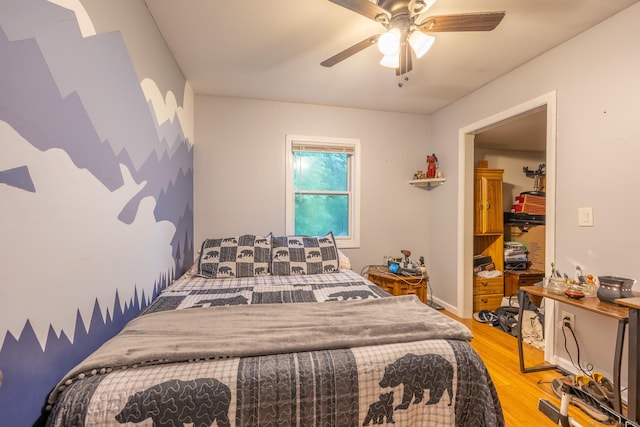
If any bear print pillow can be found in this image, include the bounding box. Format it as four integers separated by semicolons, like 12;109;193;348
197;234;271;278
271;232;339;275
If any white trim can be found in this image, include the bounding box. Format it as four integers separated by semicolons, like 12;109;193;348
457;91;557;325
285;135;361;248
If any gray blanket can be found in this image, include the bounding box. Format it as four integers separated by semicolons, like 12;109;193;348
48;295;471;406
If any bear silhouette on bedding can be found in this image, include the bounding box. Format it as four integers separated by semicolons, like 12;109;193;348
193;295;248;307
326;290;375;301
217;266;234;276
379;353;453;410
291;266;305;274
115;378;231;427
363;391;394;425
237;249;253;258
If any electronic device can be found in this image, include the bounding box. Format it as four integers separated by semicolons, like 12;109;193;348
387;250;422;276
389;262;421;276
388;262;400;274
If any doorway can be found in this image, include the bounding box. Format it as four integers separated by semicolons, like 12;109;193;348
457;91;557;321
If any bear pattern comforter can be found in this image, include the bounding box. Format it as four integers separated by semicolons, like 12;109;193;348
45;270;504;427
139;268;390;313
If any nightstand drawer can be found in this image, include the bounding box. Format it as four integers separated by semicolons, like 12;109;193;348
395;282;426;300
374;280;426;302
473;294;504;312
473;276;504;295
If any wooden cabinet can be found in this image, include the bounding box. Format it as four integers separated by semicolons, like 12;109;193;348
473;168;504;312
366;266;427;304
474;168;504;234
504;269;545;306
473;276;505;312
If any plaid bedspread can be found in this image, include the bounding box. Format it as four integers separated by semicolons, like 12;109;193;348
140;268;390;313
45;270;504;427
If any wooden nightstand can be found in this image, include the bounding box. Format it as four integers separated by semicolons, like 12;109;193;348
365;265;428;304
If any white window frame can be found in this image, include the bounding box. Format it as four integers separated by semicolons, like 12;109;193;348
285;135;361;248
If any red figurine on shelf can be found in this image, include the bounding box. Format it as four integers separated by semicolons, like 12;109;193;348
426;153;438;178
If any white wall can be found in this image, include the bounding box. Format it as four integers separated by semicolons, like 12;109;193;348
194;96;433;275
429;3;640;391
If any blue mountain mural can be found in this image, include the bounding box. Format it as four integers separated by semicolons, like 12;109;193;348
0;279;172;426
0;165;36;192
0;1;194;425
0;27;125;191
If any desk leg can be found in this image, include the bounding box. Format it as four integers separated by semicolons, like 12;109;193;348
612;319;626;415
629;308;639;423
517;290;558;373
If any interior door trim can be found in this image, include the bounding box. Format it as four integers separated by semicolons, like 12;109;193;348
457;91;557;327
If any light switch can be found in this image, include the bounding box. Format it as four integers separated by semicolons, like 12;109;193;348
578;207;594;227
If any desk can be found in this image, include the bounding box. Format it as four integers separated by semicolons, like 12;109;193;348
365;265;427;304
614;297;640;423
517;286;628;414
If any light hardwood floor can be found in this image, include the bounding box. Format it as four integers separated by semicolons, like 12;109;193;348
443;310;606;427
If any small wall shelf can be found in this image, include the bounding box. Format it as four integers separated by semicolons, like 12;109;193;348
409;178;446;187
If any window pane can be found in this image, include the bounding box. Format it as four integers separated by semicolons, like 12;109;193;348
294;152;348;191
294;194;349;236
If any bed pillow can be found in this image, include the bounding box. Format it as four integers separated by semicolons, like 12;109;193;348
197;234;271;278
337;249;352;270
271;232;339;275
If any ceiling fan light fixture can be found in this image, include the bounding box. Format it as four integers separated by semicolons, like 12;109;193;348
380;52;400;68
408;31;435;58
410;0;436;15
320;1;505;75
378;28;401;55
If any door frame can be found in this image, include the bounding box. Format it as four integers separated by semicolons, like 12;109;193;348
457;91;557;334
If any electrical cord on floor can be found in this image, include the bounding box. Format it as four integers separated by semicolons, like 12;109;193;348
561;322;593;377
536;379;557;398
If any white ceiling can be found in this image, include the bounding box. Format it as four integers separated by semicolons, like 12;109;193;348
475;106;547;152
144;0;638;116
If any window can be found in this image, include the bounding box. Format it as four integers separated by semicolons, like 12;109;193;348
285;135;360;248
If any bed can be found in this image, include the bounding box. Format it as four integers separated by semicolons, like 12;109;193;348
45;233;504;427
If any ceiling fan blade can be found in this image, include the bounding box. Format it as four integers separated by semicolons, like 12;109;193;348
328;0;391;23
417;12;505;32
321;35;380;67
396;42;412;76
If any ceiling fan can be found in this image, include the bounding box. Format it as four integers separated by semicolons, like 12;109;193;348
321;0;505;76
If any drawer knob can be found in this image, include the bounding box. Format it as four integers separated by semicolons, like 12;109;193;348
481;281;488;286
481;298;488;303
